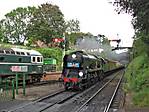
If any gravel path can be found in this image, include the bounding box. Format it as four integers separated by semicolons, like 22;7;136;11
0;82;63;111
16;82;63;100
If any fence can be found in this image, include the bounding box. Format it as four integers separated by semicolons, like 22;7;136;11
0;77;15;101
0;74;30;101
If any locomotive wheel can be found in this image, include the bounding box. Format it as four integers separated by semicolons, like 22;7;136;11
98;70;104;81
65;86;69;90
64;83;69;90
79;86;84;91
100;70;104;80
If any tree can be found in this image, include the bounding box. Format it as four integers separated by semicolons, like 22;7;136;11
114;0;149;34
27;3;66;45
66;19;80;33
2;6;36;44
132;32;149;57
97;34;110;45
0;22;4;42
65;32;89;47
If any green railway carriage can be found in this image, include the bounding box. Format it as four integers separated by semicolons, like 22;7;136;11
103;58;122;72
0;47;43;82
43;58;56;72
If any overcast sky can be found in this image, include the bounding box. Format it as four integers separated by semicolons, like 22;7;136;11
0;0;134;47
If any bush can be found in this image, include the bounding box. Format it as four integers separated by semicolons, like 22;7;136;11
133;88;149;107
125;54;148;89
124;53;149;106
35;47;63;70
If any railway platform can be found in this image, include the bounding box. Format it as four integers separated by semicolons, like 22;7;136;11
0;81;63;111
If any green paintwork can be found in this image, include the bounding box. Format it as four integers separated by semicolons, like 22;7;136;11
0;54;43;75
43;58;56;65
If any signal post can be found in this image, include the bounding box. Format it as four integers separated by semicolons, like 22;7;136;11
52;33;66;68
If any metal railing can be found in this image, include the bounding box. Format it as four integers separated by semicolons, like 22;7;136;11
0;78;15;101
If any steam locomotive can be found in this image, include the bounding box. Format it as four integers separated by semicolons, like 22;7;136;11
62;51;122;90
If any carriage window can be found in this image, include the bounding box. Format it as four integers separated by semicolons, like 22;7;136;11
37;57;40;62
0;57;4;61
10;51;15;54
5;51;10;54
0;50;4;54
21;52;25;55
27;52;30;55
16;52;20;55
32;57;36;62
19;58;22;62
41;57;43;62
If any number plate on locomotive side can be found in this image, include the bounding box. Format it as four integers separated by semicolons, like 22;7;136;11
67;62;80;68
10;66;28;72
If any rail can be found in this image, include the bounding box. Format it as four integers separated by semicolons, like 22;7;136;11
74;71;122;112
103;71;124;112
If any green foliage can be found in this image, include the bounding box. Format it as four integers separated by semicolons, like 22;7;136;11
66;33;80;45
125;54;147;90
65;32;89;46
0;19;9;43
0;25;3;41
27;3;66;45
35;47;63;70
97;34;110;45
0;43;30;49
65;49;76;54
0;3;81;47
125;54;149;106
66;19;80;33
132;32;149;58
1;6;36;44
133;88;149;107
114;0;149;33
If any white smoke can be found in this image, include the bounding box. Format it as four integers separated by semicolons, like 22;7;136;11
75;36;129;64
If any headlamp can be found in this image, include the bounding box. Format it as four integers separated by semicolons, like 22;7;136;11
72;54;76;58
79;72;83;77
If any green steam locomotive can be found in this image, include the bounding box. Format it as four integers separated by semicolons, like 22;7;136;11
62;50;123;90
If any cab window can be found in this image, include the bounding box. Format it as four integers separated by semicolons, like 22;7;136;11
0;50;4;54
32;57;36;62
37;57;40;62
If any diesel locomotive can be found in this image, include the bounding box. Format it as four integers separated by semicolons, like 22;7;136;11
0;47;43;83
62;51;123;90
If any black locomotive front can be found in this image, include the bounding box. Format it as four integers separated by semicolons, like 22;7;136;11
62;51;103;90
62;51;84;89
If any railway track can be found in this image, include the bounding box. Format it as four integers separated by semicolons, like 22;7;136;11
4;77;104;112
4;69;124;112
74;70;124;112
5;89;79;112
36;69;124;112
103;71;124;112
